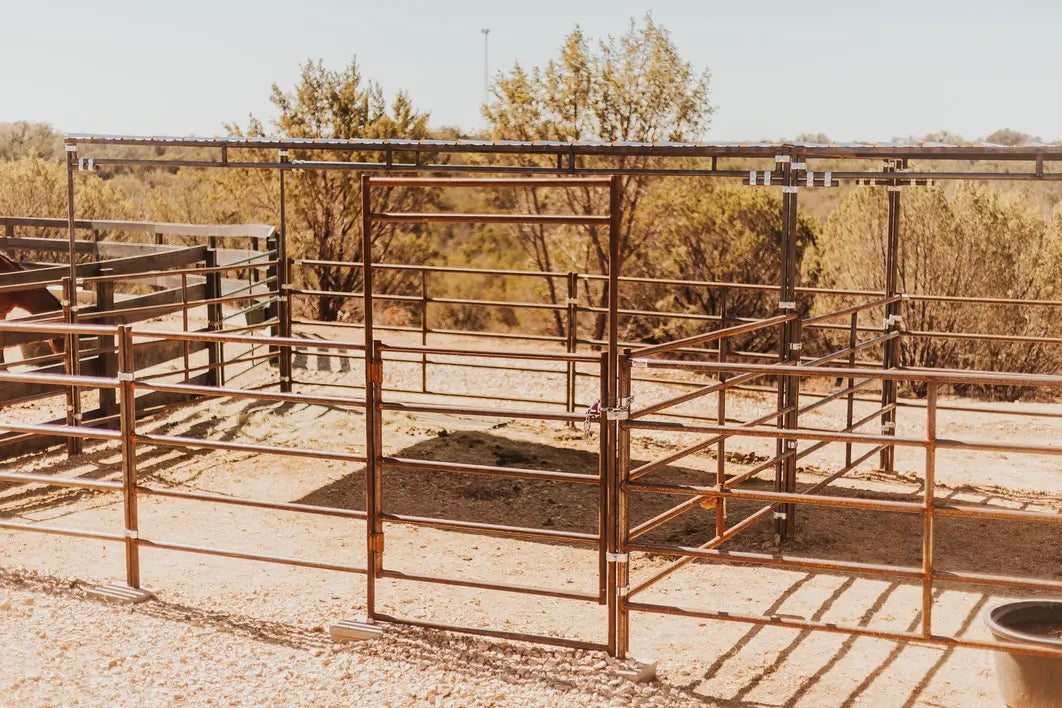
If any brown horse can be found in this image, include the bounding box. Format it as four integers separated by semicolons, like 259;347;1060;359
0;253;65;355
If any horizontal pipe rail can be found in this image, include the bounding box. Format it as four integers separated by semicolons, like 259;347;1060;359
368;177;612;187
370;212;609;225
134;432;367;462
378;568;599;602
136;485;367;520
136;538;367;574
635;359;1062;389
631;314;795;359
623;602;1062;660
382;457;598;485
380;512;598;544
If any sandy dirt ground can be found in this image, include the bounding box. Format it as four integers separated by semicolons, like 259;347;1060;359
1;325;1061;706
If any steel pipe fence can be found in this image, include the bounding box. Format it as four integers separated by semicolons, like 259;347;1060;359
2;141;1060;665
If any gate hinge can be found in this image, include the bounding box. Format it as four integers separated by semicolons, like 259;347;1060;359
606;552;629;563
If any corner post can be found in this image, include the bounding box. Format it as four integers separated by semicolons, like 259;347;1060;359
117;325;141;588
277;149;293;392
204;238;222;386
361;175;384;621
64;144;83;457
775;151;801;541
881;164;902;473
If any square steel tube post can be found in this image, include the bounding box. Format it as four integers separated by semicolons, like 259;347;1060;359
65;150;83;457
117;324;141;588
599;350;615;652
606;174;623;657
97;278;117;415
277;153;293;392
716;289;728;539
204;239;223;387
362;175;384;621
775;153;800;541
922;382;938;637
881;173;902;473
616;350;633;658
783;156;802;539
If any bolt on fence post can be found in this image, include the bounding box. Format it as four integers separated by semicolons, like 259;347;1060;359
117;324;141;588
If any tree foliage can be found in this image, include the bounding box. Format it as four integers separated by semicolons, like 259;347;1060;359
0;122;63;163
483;15;713;336
814;184;1062;398
233;59;436;320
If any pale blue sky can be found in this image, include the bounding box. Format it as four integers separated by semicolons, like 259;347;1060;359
1;0;1058;142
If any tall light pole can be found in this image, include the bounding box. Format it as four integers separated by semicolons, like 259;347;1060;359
481;28;490;106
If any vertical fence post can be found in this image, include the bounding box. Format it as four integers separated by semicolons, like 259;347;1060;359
117;324;141;589
716;289;728;538
774;152;799;541
599;350;616;655
64;144;82;457
61;276;82;456
361;175;384;622
605;175;622;657
784;317;802;538
96;275;117;416
181;273;191;387
277;151;293;393
881;173;902;473
420;269;428;393
615;351;632;659
204;238;222;387
565;272;578;418
845;312;857;467
921;382;937;637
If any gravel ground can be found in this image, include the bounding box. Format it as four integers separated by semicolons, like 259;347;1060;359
3;327;1061;705
0;568;703;707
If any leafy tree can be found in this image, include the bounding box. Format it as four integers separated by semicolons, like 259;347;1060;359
0;122;63;163
230;59;436;320
0;157;132;231
483;15;712;337
984;128;1037;146
813;184;1062;398
628;181;818;348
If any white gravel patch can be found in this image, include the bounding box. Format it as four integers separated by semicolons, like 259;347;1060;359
0;568;705;707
